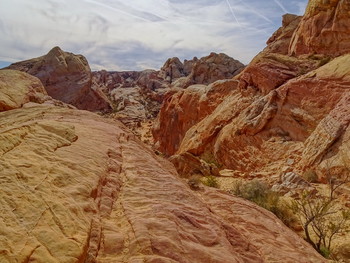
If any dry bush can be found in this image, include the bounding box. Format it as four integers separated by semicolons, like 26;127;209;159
231;179;297;228
201;175;219;188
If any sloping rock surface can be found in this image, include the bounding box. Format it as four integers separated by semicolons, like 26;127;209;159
0;104;325;263
7;47;111;112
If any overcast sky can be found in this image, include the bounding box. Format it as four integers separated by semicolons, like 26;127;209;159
0;0;308;71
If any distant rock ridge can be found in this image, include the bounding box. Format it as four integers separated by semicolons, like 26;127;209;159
6;46;112;112
91;52;244;130
159;52;244;86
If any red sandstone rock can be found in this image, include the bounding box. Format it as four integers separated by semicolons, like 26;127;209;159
266;14;302;55
153;79;238;155
92;53;244;133
154;4;350;181
289;0;350;56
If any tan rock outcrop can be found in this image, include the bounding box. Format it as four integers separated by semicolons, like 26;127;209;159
0;69;48;111
7;47;111;111
0;104;325;262
289;0;350;56
158;52;245;89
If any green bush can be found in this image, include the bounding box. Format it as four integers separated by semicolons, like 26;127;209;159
320;247;331;259
202;175;219;188
231;179;297;227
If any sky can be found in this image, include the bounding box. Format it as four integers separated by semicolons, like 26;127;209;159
0;0;308;71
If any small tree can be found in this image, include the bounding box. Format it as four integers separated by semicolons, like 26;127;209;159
291;171;350;257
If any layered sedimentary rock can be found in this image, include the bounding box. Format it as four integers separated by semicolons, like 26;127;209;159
0;90;324;262
7;47;111;111
153;0;350;180
185;52;245;86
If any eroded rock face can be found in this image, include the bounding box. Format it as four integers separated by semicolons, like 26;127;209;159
171;54;350;178
265;14;302;55
0;104;325;263
289;0;350;56
158;57;186;82
154;4;350;180
153;79;238;155
7;47;111;111
158;53;245;87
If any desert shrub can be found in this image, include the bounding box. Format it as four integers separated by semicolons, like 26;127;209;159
303;169;318;183
231;179;297;227
231;179;270;205
291;174;350;258
320;247;331;259
202;175;219;188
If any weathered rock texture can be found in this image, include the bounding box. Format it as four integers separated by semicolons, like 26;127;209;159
153;80;237;155
289;0;350;56
92;69;167;128
153;0;350;181
0;102;325;262
0;69;48;111
0;69;74;111
7;47;111;111
266;14;302;55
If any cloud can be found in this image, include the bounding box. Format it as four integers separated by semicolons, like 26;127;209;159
0;0;308;71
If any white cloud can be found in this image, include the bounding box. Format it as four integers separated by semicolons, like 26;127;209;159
0;0;308;71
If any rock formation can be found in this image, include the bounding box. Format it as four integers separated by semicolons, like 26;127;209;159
6;47;112;112
0;69;74;111
153;0;350;181
0;72;325;262
289;0;350;56
153;79;237;155
92;53;244;133
0;69;48;111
